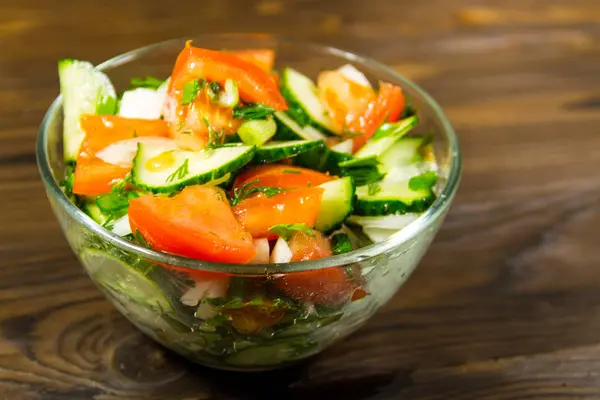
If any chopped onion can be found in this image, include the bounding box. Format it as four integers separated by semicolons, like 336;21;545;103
110;215;132;236
363;227;399;243
338;64;372;88
180;277;230;307
250;238;270;264
119;87;164;120
331;139;353;154
95;137;177;167
270;238;293;264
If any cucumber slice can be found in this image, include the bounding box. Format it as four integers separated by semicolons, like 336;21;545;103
379;136;427;173
82;202;109;225
354;180;434;216
346;213;420;229
118;88;164;120
293;145;352;176
280;68;339;135
226;341;313;367
238;116;277;146
314;176;355;233
254;140;324;163
59;59;117;161
132;142;255;193
80;249;172;311
273;111;327;141
354;116;418;159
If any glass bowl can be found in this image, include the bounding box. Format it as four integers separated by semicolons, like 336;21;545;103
36;34;461;371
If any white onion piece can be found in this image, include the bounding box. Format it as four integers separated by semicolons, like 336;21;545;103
119;87;164;120
338;64;372;88
331;139;353;154
180;277;230;307
110;215;132;236
250;238;270;264
349;214;420;230
95;137;178;167
270;238;293;264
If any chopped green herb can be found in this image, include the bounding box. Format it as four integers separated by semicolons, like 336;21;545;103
408;171;438;191
96;95;117;115
269;223;315;240
283;169;301;174
203;118;225;148
331;233;353;255
133;230;151;248
181;79;204;105
130;76;164;90
230;180;286;206
401;96;416;119
367;182;381;196
166;158;190;183
233;103;276;120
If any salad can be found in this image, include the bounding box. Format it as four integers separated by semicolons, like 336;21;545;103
57;41;438;368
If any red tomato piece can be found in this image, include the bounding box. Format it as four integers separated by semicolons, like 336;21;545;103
229;49;275;72
276;231;360;304
128;186;256;264
350;82;405;151
233;164;334;190
170;42;287;110
72;115;170;195
232;187;324;239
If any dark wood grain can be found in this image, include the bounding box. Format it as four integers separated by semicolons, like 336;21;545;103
2;0;600;398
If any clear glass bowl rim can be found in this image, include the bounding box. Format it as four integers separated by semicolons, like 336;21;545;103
36;33;462;275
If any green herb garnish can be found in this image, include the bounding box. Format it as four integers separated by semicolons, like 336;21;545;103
96;95;117;115
331;233;353;255
230;180;286;206
408;171;438;191
203;118;225;148
181;79;204;105
283;169;301;174
232;103;276;120
130;76;164;90
269;223;315;240
166;158;190;183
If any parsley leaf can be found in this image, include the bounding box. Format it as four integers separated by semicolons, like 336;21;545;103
166;158;190;183
130;76;164;90
268;223;315;240
181;79;205;105
331;233;353;255
408;171;438;191
230;180;286;206
283;169;301;174
233;103;275;120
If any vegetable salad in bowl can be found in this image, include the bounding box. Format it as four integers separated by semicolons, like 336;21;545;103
37;35;460;370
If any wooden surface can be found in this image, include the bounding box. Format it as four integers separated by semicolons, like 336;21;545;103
2;0;600;398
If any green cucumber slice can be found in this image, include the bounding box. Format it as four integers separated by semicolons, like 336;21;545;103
238;116;277;146
254;140;324;163
314;176;355;233
80;249;172;311
58;59;117;161
280;68;339;135
354;116;418;160
132;142;255;193
354;180;434;216
273;111;327;141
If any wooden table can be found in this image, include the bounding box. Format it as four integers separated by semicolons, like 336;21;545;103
2;0;600;398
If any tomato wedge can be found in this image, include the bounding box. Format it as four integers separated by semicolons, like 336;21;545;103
229;49;275;72
275;231;360;304
128;186;256;264
233;164;334;190
232;187;324;239
349;82;405;151
171;42;287;110
72;115;169;195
